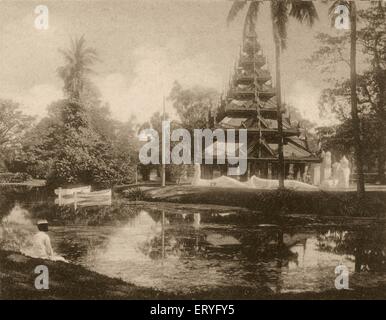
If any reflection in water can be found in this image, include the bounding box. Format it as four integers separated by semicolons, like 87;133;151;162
317;229;386;273
50;209;386;293
93;211;161;262
1;188;386;295
193;213;201;229
82;210;182;289
206;234;241;246
91;210;234;291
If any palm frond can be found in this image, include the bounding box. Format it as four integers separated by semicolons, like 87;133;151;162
244;1;260;34
271;1;288;49
227;1;247;26
289;0;318;26
58;35;99;100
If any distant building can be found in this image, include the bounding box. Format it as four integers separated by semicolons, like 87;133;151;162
201;31;320;181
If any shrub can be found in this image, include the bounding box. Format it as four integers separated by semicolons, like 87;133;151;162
123;186;145;201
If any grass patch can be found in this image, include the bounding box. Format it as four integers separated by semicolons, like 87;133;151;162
142;186;386;217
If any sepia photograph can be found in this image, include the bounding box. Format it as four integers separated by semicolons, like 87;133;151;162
1;0;386;305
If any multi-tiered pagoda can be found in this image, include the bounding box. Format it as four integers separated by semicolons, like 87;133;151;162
201;31;320;182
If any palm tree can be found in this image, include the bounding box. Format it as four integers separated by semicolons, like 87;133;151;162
227;1;318;189
57;35;98;102
329;1;365;197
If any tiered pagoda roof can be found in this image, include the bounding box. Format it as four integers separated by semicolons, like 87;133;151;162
216;31;319;163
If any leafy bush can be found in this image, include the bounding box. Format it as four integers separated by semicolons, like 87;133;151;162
24;100;140;189
123;186;145;201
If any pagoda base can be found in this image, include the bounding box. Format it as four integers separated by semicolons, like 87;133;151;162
200;160;312;184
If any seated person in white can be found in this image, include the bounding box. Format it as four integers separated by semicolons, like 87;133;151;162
32;219;54;259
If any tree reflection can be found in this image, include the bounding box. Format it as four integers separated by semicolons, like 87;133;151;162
316;227;386;272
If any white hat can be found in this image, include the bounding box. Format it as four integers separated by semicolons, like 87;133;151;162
37;219;48;225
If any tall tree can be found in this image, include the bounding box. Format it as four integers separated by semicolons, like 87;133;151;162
359;2;386;183
168;81;218;130
325;0;365;196
57;35;99;102
348;1;365;197
311;2;386;190
0;99;34;166
227;0;318;188
17;36;138;186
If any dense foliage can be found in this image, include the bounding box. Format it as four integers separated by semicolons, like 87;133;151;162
1;37;139;188
310;3;386;183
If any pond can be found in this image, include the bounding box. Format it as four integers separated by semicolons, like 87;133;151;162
1;186;386;295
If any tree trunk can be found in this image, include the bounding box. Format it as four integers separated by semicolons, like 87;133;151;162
373;32;386;184
349;2;365;197
375;70;386;185
377;148;386;184
274;33;285;189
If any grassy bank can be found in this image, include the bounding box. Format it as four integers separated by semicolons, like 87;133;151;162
136;186;386;217
0;250;173;300
2;250;386;300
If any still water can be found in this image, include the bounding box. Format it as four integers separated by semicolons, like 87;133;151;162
1;186;386;294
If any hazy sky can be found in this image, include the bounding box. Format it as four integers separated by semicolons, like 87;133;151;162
0;0;364;125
